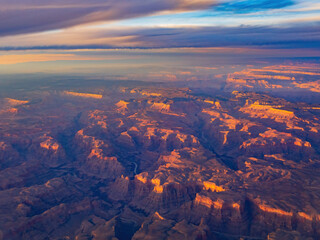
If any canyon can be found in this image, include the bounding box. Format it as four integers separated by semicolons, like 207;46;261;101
0;64;320;239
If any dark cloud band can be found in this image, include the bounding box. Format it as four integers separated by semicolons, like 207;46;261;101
0;24;319;51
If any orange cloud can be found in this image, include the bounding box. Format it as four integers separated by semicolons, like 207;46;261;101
0;54;99;65
0;53;137;65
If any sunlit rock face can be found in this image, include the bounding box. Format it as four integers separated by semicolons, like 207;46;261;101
1;66;320;239
0;98;29;115
63;91;103;99
225;64;320;101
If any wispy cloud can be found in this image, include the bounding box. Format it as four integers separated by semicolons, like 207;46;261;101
0;0;312;37
0;0;318;56
0;0;219;37
130;24;320;49
0;24;319;51
0;53;139;64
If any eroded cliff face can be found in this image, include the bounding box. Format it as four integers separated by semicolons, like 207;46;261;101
1;65;320;239
225;64;320;92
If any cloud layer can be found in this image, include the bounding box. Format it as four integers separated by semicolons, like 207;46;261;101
0;0;306;37
0;24;319;51
0;0;319;54
0;0;218;36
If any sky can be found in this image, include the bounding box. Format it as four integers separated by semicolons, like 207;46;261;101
0;0;319;78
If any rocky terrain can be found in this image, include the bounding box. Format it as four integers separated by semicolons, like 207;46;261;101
1;63;320;239
225;63;320;103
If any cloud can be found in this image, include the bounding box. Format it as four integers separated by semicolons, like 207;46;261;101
0;0;218;37
0;23;319;51
131;24;320;49
85;25;319;50
0;53;132;64
0;0;306;37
